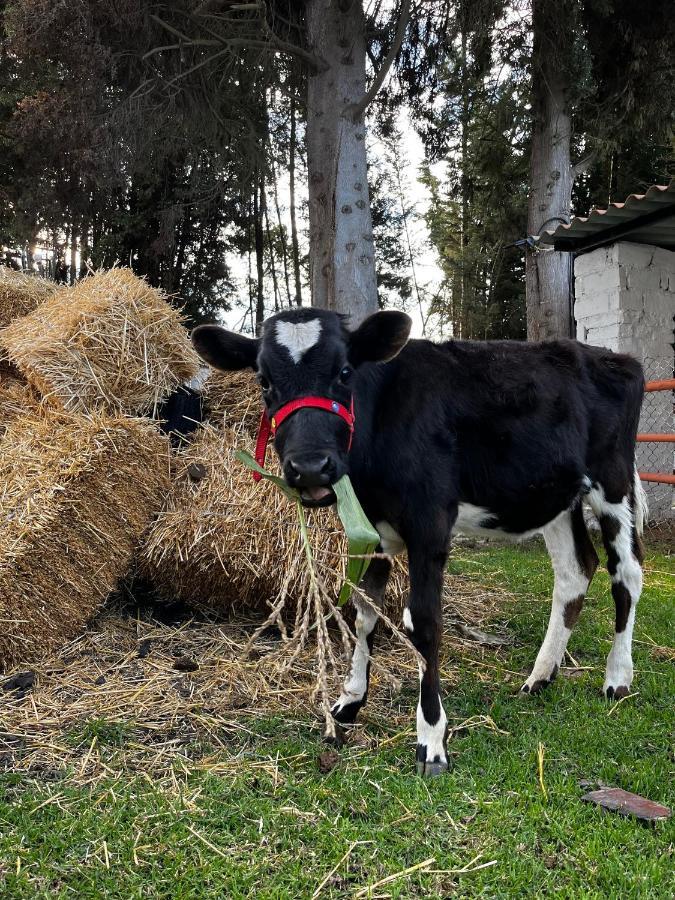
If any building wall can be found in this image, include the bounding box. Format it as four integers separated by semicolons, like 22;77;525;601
574;241;675;522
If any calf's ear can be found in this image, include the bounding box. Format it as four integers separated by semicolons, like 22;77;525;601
348;310;412;366
191;325;259;371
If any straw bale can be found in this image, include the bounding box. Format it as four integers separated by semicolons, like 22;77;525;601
141;423;409;620
202;369;261;434
0;375;32;437
0;356;25;387
0;267;59;329
0;268;200;416
0;404;171;670
0;357;34;437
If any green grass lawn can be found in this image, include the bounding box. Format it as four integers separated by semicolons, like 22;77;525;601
1;541;673;898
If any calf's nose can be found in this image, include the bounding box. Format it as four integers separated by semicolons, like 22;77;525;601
286;455;333;485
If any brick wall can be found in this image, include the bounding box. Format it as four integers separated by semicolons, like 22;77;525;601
574;241;675;522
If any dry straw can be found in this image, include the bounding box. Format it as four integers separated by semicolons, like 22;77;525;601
0;373;32;437
0;576;506;786
0;358;34;438
0;266;59;329
141;423;409;616
0;268;200;416
143;370;497;730
0;402;171;671
201;369;262;434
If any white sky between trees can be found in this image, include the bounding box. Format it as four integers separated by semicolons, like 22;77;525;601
223;108;446;339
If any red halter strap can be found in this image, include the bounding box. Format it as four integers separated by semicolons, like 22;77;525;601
252;396;355;482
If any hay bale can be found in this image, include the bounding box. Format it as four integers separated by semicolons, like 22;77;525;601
0;405;171;670
0;268;200;416
141;423;408;619
0;267;59;329
0;376;31;437
202;369;261;434
0;356;25;387
0;358;33;437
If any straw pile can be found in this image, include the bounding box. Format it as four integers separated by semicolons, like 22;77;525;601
201;369;262;434
0;268;200;416
0;403;171;671
0;378;31;436
0;267;59;328
0;359;31;435
0;577;508;786
141;424;408;616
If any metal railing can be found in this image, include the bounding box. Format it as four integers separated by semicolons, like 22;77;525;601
637;359;674;524
638;376;675;489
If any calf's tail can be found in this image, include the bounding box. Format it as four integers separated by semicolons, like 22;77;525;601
633;466;648;537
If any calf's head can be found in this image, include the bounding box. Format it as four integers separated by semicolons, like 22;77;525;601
192;309;411;505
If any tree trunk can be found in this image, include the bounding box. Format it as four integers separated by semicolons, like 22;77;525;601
459;20;468;339
247;197;255;334
70;223;78;285
289;88;303;307
253;169;266;332
305;0;378;324
174;212;188;295
262;180;281;312
526;0;574;342
271;157;292;306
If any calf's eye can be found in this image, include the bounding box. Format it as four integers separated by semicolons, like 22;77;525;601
339;365;353;384
258;375;271;392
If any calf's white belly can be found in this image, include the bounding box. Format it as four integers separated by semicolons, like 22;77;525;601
376;503;551;554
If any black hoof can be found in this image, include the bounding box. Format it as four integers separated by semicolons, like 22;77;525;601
521;664;559;695
605;684;630;701
331;699;362;725
416;759;449;778
324;723;346;749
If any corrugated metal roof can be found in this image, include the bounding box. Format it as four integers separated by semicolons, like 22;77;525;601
539;179;675;253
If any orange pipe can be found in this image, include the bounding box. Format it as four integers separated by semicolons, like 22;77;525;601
637;433;675;442
644;379;675;392
639;472;675;485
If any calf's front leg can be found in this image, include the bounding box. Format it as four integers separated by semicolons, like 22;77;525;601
404;541;450;777
331;556;391;725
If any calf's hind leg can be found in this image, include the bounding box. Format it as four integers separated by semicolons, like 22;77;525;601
331;557;391;724
588;483;644;699
522;503;598;694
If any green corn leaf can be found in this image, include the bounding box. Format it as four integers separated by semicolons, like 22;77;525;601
235;449;300;501
332;475;380;605
236;450;379;606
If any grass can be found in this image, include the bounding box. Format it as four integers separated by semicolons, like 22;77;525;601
1;540;673;898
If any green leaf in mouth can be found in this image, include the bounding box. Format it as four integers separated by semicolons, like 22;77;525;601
235;449;379;605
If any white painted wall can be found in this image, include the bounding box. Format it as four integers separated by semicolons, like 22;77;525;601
574;241;675;522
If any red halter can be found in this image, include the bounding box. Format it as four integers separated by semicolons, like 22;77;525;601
252;396;355;482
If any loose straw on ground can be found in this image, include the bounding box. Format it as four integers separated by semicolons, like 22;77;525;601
0;573;506;786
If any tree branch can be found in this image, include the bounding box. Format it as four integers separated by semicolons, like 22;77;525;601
149;11;329;74
267;33;330;73
343;0;411;123
571;151;597;180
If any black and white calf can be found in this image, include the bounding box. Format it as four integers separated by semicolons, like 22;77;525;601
192;308;647;777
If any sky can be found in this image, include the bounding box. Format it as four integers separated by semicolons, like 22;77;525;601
222;115;446;339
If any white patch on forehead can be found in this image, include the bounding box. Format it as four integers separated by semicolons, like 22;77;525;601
275;318;322;364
